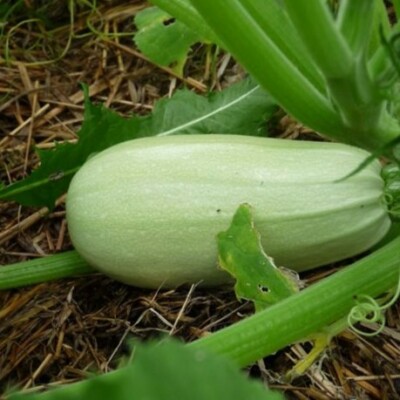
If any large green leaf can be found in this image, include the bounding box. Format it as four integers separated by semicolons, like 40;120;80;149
0;78;276;209
8;340;285;400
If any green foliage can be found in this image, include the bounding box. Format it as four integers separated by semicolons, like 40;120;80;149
161;0;400;154
8;340;284;400
190;235;400;367
146;0;218;44
382;163;400;220
0;78;276;208
217;204;298;311
134;6;203;73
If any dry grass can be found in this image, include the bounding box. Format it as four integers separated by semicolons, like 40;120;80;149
0;1;400;399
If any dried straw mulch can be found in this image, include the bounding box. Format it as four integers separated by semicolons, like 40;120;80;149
0;1;400;399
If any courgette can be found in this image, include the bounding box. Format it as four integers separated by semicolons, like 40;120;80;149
66;135;391;288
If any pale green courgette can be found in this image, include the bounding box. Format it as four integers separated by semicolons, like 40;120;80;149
66;135;391;288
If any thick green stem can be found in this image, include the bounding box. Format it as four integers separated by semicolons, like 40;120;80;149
1;231;399;372
334;1;382;127
367;0;391;59
2;240;399;373
337;0;376;56
189;236;400;367
369;20;400;89
236;0;326;95
187;0;347;140
283;0;386;140
186;0;400;152
283;0;353;78
0;251;93;290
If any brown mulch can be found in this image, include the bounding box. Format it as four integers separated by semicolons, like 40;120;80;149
1;1;400;399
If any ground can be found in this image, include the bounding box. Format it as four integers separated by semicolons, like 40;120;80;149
0;1;400;399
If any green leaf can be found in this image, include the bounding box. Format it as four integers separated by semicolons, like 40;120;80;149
145;77;275;135
8;340;284;400
149;0;219;44
217;204;298;312
0;78;276;209
134;6;203;73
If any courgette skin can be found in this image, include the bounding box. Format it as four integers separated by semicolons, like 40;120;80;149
66;135;390;288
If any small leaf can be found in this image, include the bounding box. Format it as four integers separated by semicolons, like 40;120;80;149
134;6;203;74
218;204;298;311
0;78;276;209
8;340;284;400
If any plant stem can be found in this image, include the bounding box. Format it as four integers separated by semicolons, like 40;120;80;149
187;0;347;140
2;243;399;382
283;0;353;78
235;0;326;95
283;0;385;136
0;251;93;290
189;236;400;367
1;234;399;370
337;0;376;56
186;0;400;153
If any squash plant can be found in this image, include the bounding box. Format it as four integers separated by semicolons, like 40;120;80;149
2;0;400;398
